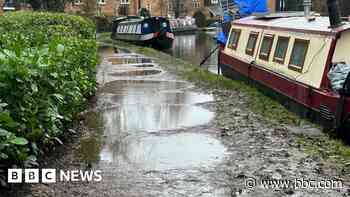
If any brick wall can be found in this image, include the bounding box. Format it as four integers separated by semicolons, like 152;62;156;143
98;0;116;16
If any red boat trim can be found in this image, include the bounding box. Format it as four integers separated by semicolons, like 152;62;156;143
219;51;350;119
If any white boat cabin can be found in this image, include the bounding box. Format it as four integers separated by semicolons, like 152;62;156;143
223;15;350;89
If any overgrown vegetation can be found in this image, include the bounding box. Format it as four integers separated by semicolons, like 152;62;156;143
0;12;97;168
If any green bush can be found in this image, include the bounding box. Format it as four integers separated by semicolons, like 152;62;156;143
0;12;97;167
0;12;96;41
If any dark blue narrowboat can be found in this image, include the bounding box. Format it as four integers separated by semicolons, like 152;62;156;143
111;16;174;50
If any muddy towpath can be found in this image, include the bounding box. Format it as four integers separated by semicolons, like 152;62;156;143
6;43;350;197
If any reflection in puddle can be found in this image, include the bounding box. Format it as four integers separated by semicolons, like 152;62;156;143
103;105;214;132
109;69;162;77
108;57;153;65
107;92;214;105
75;112;104;164
100;132;226;170
82;46;227;190
100;80;190;95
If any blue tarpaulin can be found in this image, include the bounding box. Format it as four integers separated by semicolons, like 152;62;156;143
217;0;268;45
235;0;268;17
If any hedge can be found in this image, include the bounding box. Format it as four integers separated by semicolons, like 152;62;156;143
0;12;97;169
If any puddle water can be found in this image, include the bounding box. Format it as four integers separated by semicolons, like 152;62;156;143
108;57;153;65
102;105;214;132
109;69;162;77
100;132;226;171
134;64;154;68
106;92;214;105
75;46;228;195
99;80;214;108
99;80;190;95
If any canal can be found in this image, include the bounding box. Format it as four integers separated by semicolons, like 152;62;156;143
165;31;219;74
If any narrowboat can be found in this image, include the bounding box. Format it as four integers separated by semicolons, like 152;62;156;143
111;16;174;50
218;0;350;129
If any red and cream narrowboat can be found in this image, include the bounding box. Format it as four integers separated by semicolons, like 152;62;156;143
218;1;350;130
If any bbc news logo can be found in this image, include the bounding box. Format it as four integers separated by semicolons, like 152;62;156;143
8;169;102;183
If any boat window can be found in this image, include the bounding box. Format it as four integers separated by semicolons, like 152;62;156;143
128;25;132;33
245;32;259;56
227;29;241;50
122;25;126;33
137;24;141;34
273;36;290;64
259;34;274;61
289;39;309;72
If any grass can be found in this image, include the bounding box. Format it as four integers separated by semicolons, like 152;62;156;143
297;135;350;166
97;35;350;165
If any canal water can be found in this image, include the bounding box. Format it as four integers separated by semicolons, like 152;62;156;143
165;31;219;74
74;45;229;196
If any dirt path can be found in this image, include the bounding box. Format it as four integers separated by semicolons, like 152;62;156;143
4;44;349;197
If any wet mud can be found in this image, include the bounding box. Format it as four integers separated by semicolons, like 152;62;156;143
8;44;350;197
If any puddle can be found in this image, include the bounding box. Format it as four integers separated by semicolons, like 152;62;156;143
105;92;214;106
100;132;226;170
133;64;154;68
76;47;228;195
107;57;153;65
100;80;190;95
97;80;214;130
109;69;162;77
113;47;132;54
102;105;214;132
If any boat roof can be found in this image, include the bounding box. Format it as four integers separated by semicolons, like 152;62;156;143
119;18;143;24
118;16;168;24
233;14;350;36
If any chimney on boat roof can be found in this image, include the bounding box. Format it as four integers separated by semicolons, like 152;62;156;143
327;0;343;28
303;0;312;18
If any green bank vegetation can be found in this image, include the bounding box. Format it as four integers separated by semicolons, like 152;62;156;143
0;12;97;168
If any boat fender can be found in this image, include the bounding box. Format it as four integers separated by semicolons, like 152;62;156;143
328;62;350;92
343;71;350;96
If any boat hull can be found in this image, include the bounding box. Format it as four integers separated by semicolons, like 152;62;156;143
114;32;174;50
219;49;350;129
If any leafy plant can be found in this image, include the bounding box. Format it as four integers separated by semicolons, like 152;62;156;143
0;12;97;168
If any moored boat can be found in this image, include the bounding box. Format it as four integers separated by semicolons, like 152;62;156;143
218;0;350;129
111;16;174;50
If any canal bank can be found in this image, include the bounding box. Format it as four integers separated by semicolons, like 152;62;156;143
6;35;350;196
